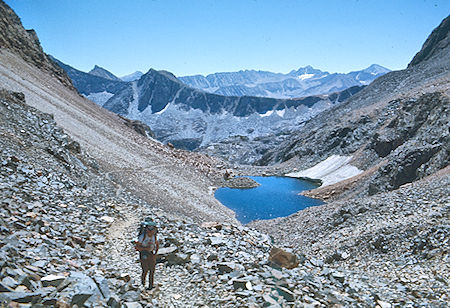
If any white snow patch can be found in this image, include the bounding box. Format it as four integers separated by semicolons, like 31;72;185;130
298;73;314;80
276;109;285;117
155;103;170;114
85;91;114;106
260;110;273;117
127;81;141;119
286;155;363;187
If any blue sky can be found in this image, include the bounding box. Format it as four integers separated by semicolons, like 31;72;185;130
5;0;450;77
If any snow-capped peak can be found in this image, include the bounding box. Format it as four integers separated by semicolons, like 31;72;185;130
297;73;315;80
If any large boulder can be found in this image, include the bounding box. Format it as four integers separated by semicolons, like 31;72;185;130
268;248;299;269
57;272;111;307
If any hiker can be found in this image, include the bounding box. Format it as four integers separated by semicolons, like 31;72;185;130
134;218;159;290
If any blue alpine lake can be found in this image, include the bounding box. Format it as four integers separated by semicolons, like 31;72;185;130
215;176;324;224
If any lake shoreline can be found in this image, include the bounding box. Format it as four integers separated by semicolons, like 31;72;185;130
215;176;324;224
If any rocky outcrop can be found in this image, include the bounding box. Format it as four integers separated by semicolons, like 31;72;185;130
219;176;260;189
409;15;450;67
368;145;441;194
0;0;73;89
119;115;155;138
367;93;449;194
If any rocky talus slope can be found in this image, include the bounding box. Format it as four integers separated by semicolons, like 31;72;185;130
250;170;449;306
0;46;236;224
0;53;235;225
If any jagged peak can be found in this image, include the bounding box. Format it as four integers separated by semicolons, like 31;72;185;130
360;64;391;75
88;65;120;81
288;65;328;77
143;68;181;83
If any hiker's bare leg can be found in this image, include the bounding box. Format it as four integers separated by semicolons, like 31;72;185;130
140;255;149;287
148;254;156;289
141;270;147;286
148;270;153;289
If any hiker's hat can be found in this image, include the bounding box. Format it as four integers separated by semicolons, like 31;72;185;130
142;217;157;228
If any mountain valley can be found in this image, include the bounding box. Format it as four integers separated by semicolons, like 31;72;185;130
0;1;449;306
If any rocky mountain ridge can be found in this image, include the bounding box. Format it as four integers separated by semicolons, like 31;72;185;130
408;15;450;67
103;68;363;151
89;65;122;81
50;57;129;103
179;64;390;99
55;57;363;152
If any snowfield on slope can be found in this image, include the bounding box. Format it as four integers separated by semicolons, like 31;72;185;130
286;155;363;187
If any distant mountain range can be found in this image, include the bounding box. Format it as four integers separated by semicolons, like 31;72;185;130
179;64;390;99
104;69;363;151
86;63;389;100
52;60;363;151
